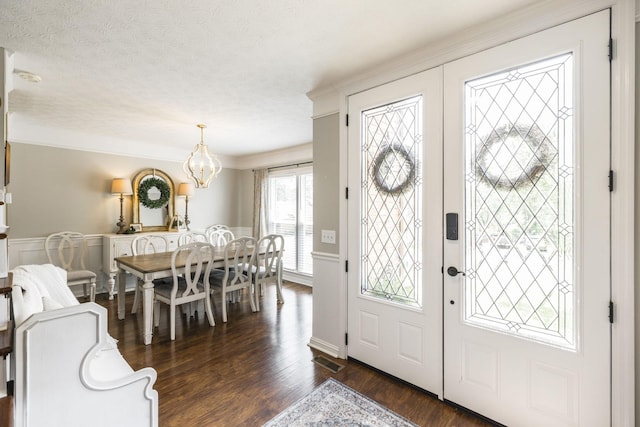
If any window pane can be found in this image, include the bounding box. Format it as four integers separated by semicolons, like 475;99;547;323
464;53;574;348
267;169;313;276
299;173;313;275
360;95;423;308
268;175;297;271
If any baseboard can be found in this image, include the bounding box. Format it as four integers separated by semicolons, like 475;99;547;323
283;271;312;286
308;336;341;359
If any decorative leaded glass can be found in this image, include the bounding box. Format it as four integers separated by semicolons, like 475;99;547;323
464;53;575;348
360;96;423;307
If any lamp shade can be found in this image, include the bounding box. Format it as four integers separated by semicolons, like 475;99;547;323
177;182;195;197
111;178;133;195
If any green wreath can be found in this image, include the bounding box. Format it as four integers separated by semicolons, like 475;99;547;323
138;177;170;209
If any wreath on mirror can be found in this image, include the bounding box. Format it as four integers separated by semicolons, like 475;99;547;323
371;143;416;195
138;177;170;209
475;123;553;191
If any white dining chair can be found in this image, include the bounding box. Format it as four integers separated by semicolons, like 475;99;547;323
205;224;230;242
208;229;235;247
209;237;257;322
178;231;208;245
153;242;215;341
250;234;285;311
131;234;170;314
45;231;97;302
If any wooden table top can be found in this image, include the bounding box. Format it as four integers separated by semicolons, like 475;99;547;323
115;247;252;274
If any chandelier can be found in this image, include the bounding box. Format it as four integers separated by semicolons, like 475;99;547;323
183;124;222;188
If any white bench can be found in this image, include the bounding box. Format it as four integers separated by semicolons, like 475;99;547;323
11;264;158;427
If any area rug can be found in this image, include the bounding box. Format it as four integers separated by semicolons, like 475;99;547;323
263;378;418;427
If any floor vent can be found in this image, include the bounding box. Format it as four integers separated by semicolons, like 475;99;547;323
313;355;345;373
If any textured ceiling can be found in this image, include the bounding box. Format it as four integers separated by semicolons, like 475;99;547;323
0;0;541;161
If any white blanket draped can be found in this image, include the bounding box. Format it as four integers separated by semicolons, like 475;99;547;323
12;264;79;326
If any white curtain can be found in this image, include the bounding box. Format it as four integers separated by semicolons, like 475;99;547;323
252;169;268;239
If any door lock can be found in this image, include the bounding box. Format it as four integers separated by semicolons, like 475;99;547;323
447;266;466;277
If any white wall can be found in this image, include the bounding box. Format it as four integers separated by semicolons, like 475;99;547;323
7;143;251;238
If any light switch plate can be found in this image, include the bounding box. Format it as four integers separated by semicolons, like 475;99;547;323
321;229;336;244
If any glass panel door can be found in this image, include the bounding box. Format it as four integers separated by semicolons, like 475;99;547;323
443;11;610;426
347;67;443;394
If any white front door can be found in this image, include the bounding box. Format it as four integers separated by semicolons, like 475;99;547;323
347;67;443;394
443;10;611;426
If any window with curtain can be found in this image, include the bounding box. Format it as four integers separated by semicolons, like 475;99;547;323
267;166;313;275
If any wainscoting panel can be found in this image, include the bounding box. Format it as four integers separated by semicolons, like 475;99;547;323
309;251;343;358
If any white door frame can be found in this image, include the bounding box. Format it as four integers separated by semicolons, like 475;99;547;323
329;0;634;424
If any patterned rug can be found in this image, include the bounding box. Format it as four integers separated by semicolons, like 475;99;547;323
263;378;418;427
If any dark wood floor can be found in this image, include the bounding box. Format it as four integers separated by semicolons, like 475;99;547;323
95;281;492;427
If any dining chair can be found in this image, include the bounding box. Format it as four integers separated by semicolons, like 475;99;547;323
209;236;257;322
208;226;235;290
178;231;208;245
250;234;285;311
153;242;215;340
208;228;235;247
130;234;170;314
205;224;230;241
45;231;97;302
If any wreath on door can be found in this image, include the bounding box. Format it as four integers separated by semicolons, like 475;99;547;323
138;177;171;209
475;124;553;190
371;144;416;195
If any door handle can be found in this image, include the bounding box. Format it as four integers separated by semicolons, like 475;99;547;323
447;266;465;277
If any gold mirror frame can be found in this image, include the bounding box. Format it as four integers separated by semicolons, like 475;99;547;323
132;168;175;231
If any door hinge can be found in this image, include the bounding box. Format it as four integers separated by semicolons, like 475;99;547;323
609;301;614;323
608;170;614;192
345;333;348;345
345;187;349;199
346;114;349;127
608;38;614;62
345;260;349;273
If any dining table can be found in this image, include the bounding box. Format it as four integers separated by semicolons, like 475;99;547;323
114;246;283;345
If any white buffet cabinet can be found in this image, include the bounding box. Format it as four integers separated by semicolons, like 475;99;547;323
102;232;183;299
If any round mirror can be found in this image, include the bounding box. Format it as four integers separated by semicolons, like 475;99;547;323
132;168;175;231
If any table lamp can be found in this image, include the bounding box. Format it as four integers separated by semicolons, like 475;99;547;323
111;178;133;234
177;182;195;230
